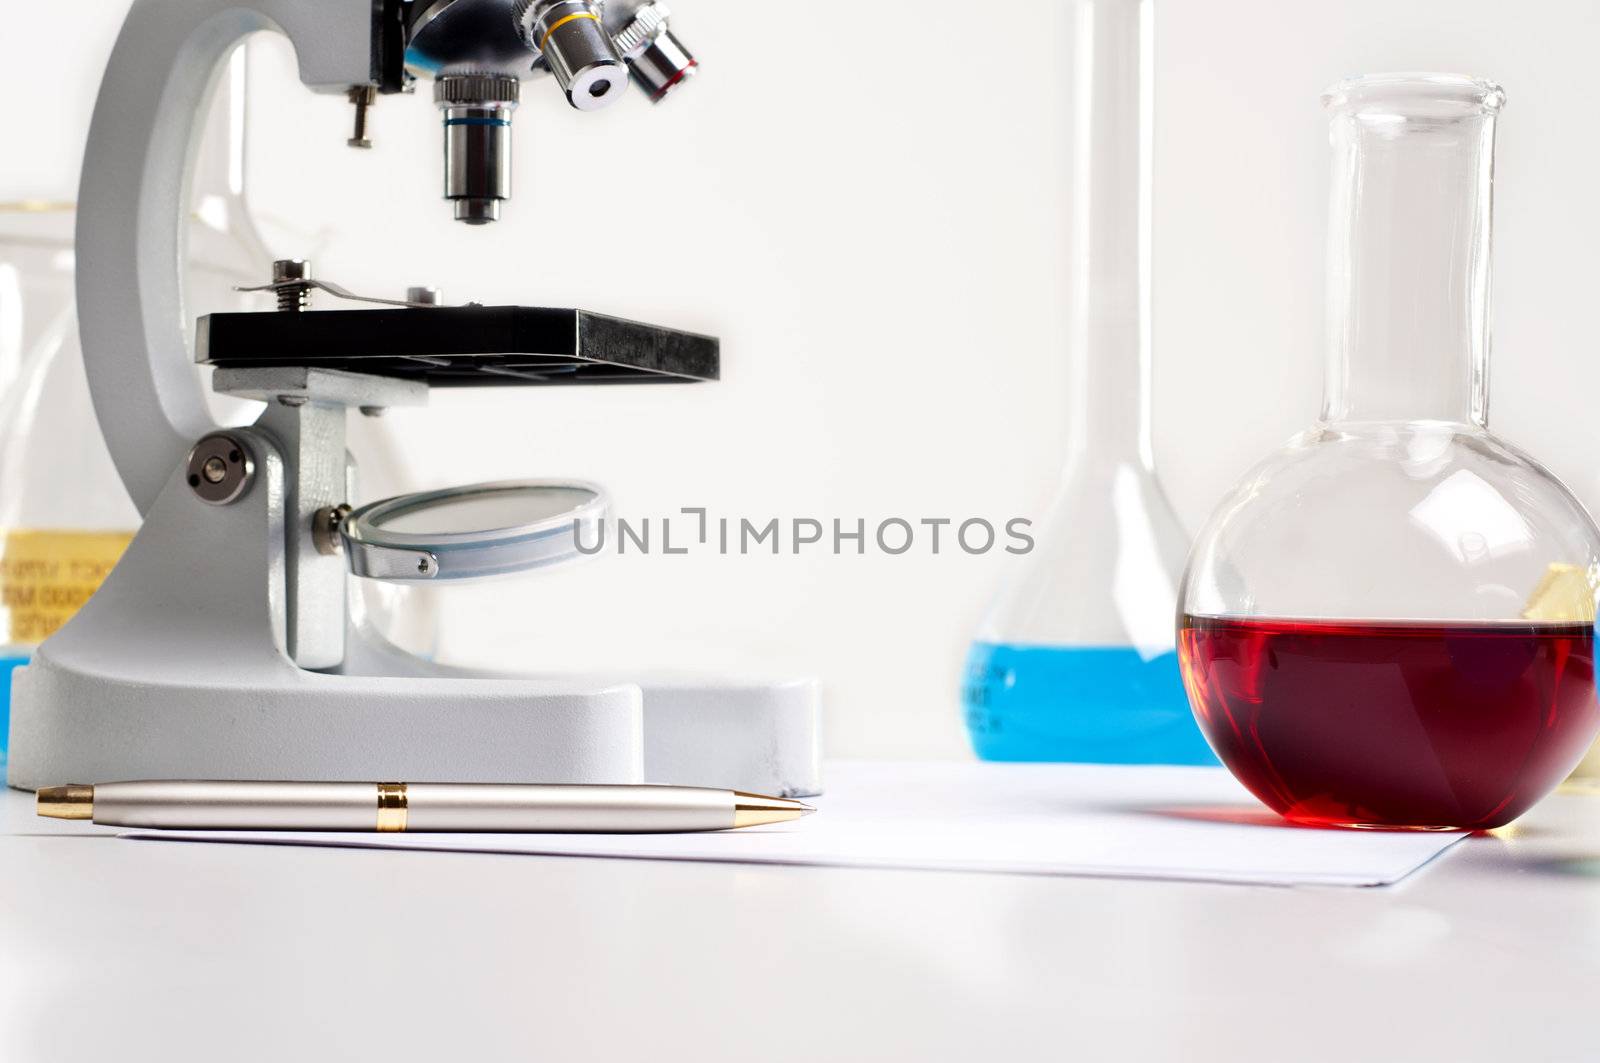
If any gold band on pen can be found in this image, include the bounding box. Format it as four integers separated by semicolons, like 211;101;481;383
376;782;408;832
538;10;599;49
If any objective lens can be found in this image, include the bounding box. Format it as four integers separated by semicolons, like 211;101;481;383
625;27;697;102
518;0;627;112
434;74;521;225
609;3;698;103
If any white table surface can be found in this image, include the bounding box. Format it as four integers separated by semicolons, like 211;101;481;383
3;769;1598;1062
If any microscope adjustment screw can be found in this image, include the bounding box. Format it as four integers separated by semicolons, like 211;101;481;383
313;504;354;557
186;433;255;506
271;259;314;312
346;85;377;148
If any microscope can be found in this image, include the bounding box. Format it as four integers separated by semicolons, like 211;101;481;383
6;0;821;796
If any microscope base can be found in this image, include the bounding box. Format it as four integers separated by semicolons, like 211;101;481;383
7;651;647;791
9;650;821;797
339;629;823;796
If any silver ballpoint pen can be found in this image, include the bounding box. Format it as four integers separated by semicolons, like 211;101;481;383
36;781;815;833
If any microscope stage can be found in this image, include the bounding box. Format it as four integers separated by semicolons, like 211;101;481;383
197;306;718;385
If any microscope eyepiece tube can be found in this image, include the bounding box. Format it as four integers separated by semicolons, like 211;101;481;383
435;74;521;224
518;0;627;111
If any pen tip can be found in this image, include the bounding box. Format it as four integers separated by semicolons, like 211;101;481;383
732;792;816;829
37;784;94;820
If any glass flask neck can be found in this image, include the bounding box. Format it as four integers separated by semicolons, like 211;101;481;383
1065;0;1154;468
1320;75;1502;427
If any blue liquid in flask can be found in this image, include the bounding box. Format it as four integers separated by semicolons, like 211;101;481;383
963;642;1217;765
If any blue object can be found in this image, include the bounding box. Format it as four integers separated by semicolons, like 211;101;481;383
0;651;30;772
963;642;1217;765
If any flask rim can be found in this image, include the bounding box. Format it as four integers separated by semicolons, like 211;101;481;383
1321;72;1505;118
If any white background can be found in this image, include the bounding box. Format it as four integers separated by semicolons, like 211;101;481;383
11;0;1600;758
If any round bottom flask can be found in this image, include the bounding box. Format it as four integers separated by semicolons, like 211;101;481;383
1179;75;1600;830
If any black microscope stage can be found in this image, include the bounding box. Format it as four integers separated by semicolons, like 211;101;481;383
196;306;719;386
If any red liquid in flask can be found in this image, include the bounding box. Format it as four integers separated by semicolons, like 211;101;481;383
1178;616;1600;830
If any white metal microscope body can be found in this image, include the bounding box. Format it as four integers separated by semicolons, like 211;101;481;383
6;0;821;796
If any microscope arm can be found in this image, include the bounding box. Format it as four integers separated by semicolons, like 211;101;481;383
76;0;381;515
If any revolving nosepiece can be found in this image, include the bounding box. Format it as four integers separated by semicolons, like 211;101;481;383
518;0;628;111
435;74;520;225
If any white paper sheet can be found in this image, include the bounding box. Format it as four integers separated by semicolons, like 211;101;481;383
128;761;1465;887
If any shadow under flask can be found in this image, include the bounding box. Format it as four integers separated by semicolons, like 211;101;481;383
1178;74;1600;830
963;0;1214;765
